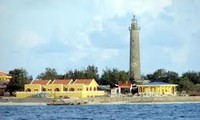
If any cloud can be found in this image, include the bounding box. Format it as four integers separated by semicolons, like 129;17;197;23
94;0;172;19
18;31;47;49
66;31;119;63
54;0;174;65
161;43;190;67
0;4;7;13
96;48;119;61
1;0;200;77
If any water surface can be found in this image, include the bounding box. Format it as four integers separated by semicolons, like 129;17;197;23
0;103;200;120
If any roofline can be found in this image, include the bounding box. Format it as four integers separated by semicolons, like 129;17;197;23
52;79;56;84
73;79;95;84
51;79;73;84
73;79;77;84
30;80;34;84
30;79;51;85
46;80;51;84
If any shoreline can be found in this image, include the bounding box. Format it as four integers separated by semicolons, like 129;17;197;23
1;96;200;106
87;101;200;105
0;101;200;106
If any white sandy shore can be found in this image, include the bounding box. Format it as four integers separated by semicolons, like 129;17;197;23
0;102;47;106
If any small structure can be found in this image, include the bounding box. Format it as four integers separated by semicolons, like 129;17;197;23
137;82;177;96
16;79;105;98
0;71;12;96
112;82;133;95
111;87;118;95
118;82;133;94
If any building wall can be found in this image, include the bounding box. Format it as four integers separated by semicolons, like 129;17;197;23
25;84;42;92
46;84;63;92
16;79;104;98
0;76;12;81
16;92;39;98
16;91;105;98
138;85;177;96
67;84;86;92
0;75;12;96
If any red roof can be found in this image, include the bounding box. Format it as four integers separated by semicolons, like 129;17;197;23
118;83;132;88
73;79;93;84
0;71;9;76
31;80;50;85
52;79;72;85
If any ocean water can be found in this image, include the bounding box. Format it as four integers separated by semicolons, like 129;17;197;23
0;103;200;120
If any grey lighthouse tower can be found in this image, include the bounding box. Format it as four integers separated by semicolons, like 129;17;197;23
129;15;141;80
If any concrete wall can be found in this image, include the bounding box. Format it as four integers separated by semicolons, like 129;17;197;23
1;96;200;104
87;96;200;103
16;91;105;99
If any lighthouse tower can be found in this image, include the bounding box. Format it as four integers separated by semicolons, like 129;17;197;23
129;15;141;80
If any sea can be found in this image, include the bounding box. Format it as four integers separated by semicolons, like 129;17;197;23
0;103;200;120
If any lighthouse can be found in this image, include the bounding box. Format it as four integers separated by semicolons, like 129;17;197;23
129;15;141;80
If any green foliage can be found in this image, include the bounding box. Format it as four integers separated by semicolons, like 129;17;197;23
6;66;200;96
85;65;99;80
99;68;129;87
177;77;194;93
182;71;200;84
194;84;200;93
145;69;200;94
6;68;31;95
64;65;99;80
146;69;179;84
37;68;61;80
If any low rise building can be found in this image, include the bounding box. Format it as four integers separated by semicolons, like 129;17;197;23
0;71;12;96
16;79;105;98
137;82;177;96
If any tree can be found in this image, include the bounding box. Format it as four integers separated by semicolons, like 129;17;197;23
73;69;86;79
85;65;99;80
194;84;200;93
63;65;99;80
6;68;31;95
64;70;74;79
166;71;179;84
182;71;200;84
146;69;167;82
177;77;194;93
99;68;129;87
37;68;60;80
146;69;179;83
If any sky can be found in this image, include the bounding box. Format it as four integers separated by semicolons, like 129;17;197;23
0;0;200;78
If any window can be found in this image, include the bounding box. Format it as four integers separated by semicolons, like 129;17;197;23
42;88;46;91
54;88;60;92
94;87;96;91
77;88;82;91
34;89;38;91
26;88;31;92
69;88;75;91
86;87;88;91
64;88;68;91
90;87;92;91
